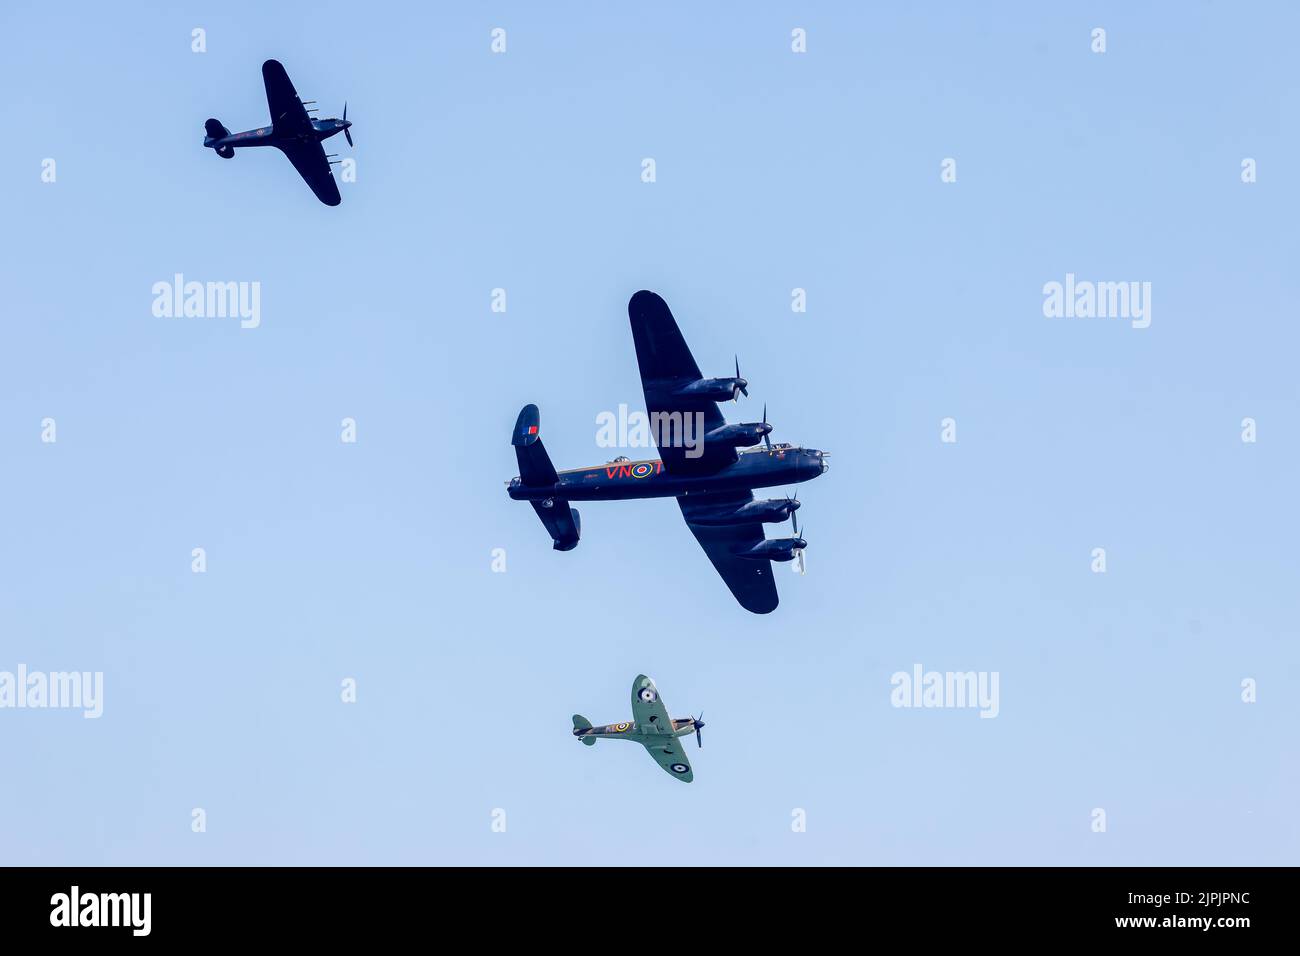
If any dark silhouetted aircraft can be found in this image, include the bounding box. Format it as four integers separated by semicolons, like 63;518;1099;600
507;290;830;614
202;59;353;206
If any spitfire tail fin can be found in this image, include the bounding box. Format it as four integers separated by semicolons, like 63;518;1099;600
513;405;581;551
572;715;597;744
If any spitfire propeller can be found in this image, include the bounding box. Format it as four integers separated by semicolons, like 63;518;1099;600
691;713;705;748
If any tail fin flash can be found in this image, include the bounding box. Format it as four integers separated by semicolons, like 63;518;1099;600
513;405;581;551
512;404;557;484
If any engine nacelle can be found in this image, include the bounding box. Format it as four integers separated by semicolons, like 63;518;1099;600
703;421;772;448
690;498;796;527
735;538;803;562
670;377;745;404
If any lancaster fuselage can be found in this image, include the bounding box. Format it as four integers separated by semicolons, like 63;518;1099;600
506;445;828;503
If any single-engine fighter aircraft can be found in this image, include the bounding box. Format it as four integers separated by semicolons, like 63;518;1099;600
572;675;704;782
507;290;829;613
202;59;353;206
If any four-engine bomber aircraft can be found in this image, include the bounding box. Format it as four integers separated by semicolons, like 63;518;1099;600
572;675;704;782
202;59;353;206
507;290;829;613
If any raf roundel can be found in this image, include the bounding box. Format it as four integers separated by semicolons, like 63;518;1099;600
670;763;689;774
612;722;631;733
630;462;654;479
638;687;657;703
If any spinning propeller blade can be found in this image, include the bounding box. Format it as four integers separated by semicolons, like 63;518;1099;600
343;101;353;147
791;513;807;574
733;356;748;400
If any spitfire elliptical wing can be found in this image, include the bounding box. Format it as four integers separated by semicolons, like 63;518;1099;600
630;674;673;728
640;737;694;782
631;676;693;782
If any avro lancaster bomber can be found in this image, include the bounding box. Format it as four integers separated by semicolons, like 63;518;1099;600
507;291;829;613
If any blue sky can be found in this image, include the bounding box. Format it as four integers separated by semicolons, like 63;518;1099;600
1;1;1296;865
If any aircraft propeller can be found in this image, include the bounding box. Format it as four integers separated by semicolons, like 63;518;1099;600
691;713;705;748
732;356;748;401
762;403;772;452
343;102;353;147
791;512;807;575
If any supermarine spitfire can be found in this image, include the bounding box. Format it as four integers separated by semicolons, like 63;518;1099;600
573;675;704;782
507;291;829;613
203;59;353;206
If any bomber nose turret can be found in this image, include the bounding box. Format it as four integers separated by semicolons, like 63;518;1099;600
798;449;828;478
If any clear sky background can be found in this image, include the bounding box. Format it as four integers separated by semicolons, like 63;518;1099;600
2;2;1296;865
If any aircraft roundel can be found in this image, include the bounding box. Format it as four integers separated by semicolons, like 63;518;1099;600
670;763;689;774
638;687;657;703
630;462;654;479
613;722;630;733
